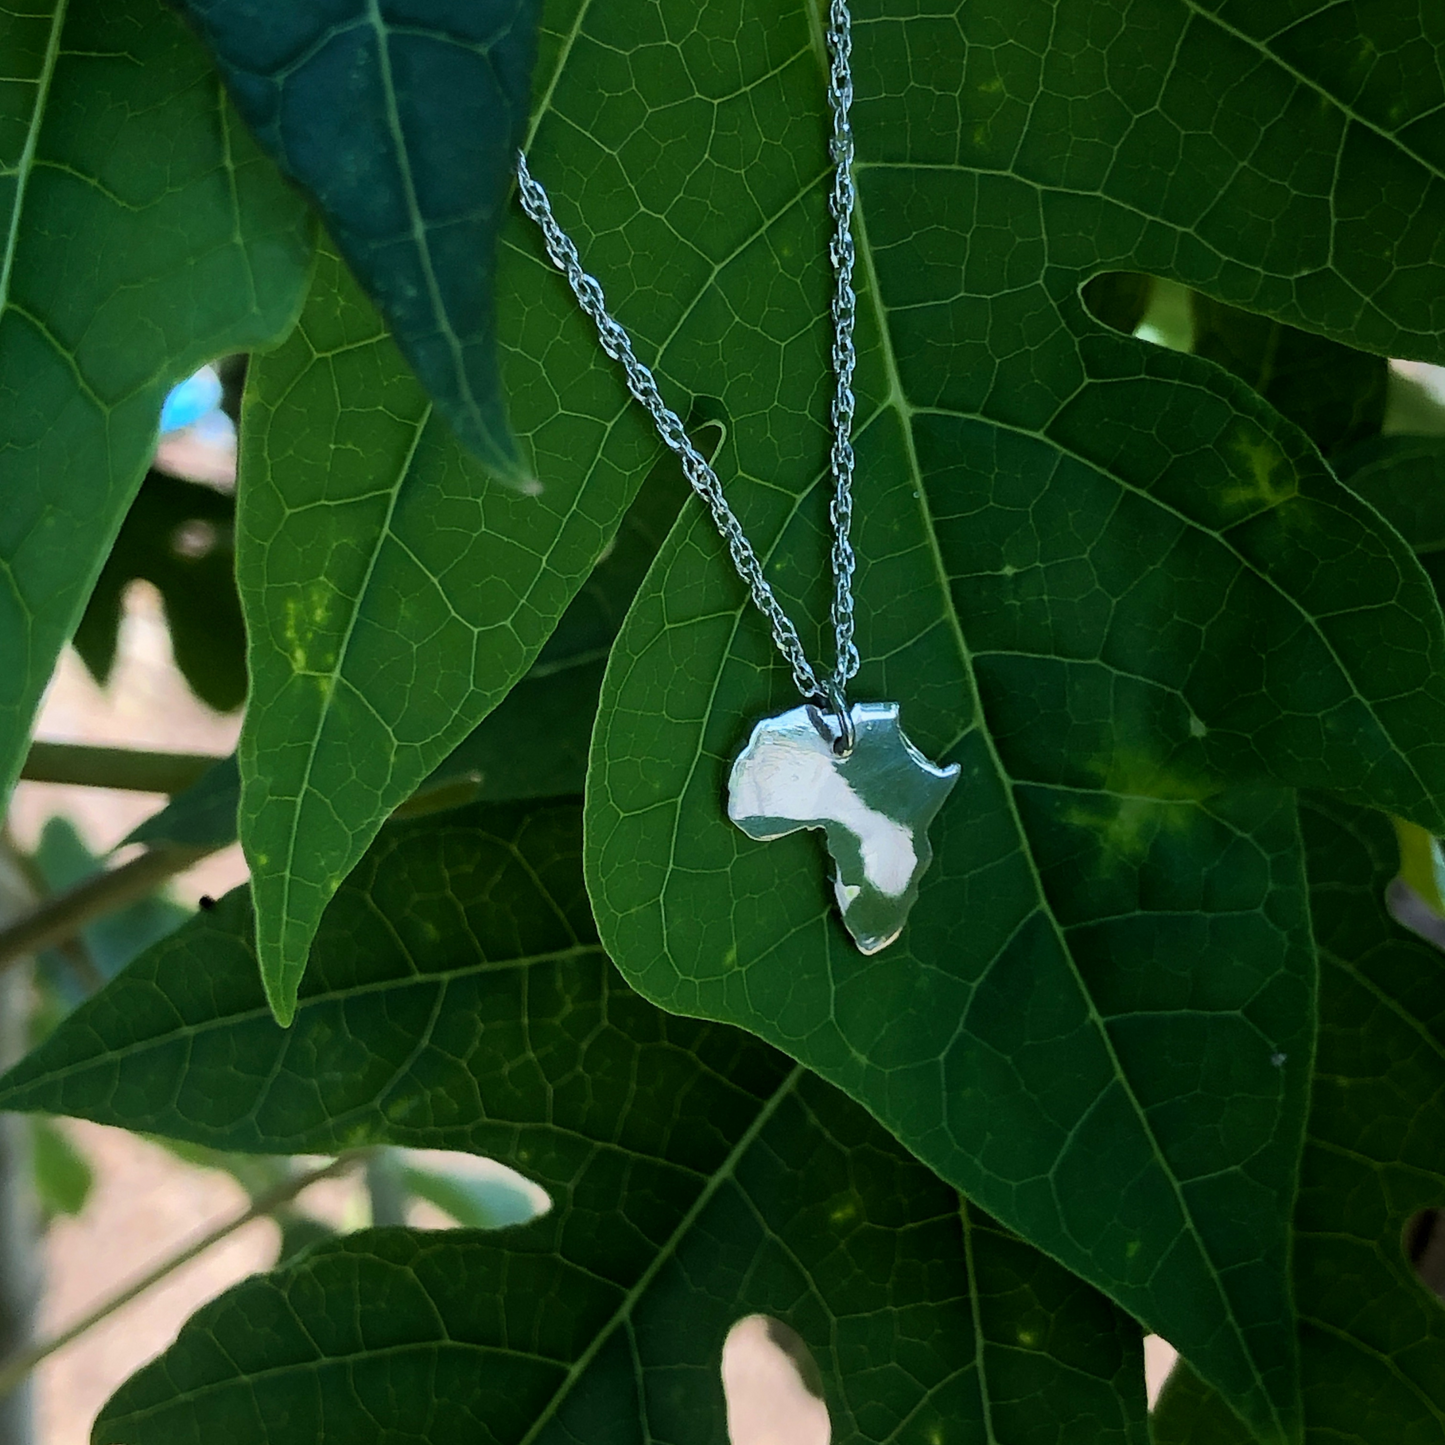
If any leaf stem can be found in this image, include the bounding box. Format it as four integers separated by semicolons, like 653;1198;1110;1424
20;742;224;795
0;843;220;970
0;1153;359;1400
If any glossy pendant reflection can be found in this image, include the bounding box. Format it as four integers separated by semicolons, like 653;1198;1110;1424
727;701;960;953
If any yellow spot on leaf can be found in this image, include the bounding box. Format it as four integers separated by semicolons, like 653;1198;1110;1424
1221;426;1296;513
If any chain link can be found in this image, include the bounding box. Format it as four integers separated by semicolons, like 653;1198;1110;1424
515;1;859;706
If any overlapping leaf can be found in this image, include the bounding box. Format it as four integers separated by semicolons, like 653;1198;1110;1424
0;0;312;803
0;802;1147;1444
173;0;542;474
1152;798;1445;1445
237;243;658;1020
574;1;1445;1437
132;433;685;856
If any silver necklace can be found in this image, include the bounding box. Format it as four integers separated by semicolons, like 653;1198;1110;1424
517;0;958;953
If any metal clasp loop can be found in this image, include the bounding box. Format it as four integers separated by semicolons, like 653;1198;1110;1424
808;679;855;759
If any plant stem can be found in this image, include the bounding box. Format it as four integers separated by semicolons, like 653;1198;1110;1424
0;843;218;971
0;1154;359;1401
19;742;223;795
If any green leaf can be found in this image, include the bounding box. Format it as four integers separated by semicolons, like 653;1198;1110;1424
124;754;242;851
0;801;1146;1443
1191;296;1388;458
30;1115;91;1218
0;809;1138;1439
423;440;691;800
1153;798;1445;1445
0;0;313;802
73;470;247;713
173;0;542;476
573;2;1445;1437
237;241;665;1019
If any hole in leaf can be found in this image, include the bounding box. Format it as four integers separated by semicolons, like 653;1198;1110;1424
1081;272;1194;351
721;1315;830;1445
395;1149;550;1231
1404;1209;1445;1300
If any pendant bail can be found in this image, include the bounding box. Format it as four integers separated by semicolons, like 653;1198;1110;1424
808;679;855;758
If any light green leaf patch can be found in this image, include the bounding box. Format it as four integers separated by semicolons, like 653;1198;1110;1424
0;0;313;803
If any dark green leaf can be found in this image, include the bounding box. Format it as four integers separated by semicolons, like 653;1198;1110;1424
1191;295;1388;457
1;802;1146;1444
1153;798;1445;1445
73;470;246;713
571;0;1445;1432
0;0;313;803
236;241;664;1018
124;754;242;851
173;0;542;476
30;1116;91;1218
423;443;690;799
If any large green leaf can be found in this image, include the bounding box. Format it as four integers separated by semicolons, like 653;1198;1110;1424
0;802;1147;1443
173;0;542;475
0;0;313;802
1152;798;1445;1444
237;242;656;1020
577;1;1445;1437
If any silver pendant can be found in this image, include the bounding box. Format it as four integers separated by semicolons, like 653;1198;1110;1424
728;701;960;954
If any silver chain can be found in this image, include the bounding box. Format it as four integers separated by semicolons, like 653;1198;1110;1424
515;0;860;708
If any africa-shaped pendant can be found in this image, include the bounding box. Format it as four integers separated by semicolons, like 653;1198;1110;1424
727;701;960;953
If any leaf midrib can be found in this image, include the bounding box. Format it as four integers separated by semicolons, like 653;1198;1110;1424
0;940;609;1095
363;0;482;430
1179;0;1445;187
268;396;433;988
845;156;1279;1426
620;7;1291;1430
0;0;67;318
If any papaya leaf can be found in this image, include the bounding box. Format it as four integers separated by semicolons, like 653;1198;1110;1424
0;0;313;803
578;1;1445;1438
0;801;1146;1444
1152;798;1445;1445
236;238;660;1020
172;0;542;477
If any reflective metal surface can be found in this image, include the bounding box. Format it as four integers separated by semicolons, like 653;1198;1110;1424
728;702;960;953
